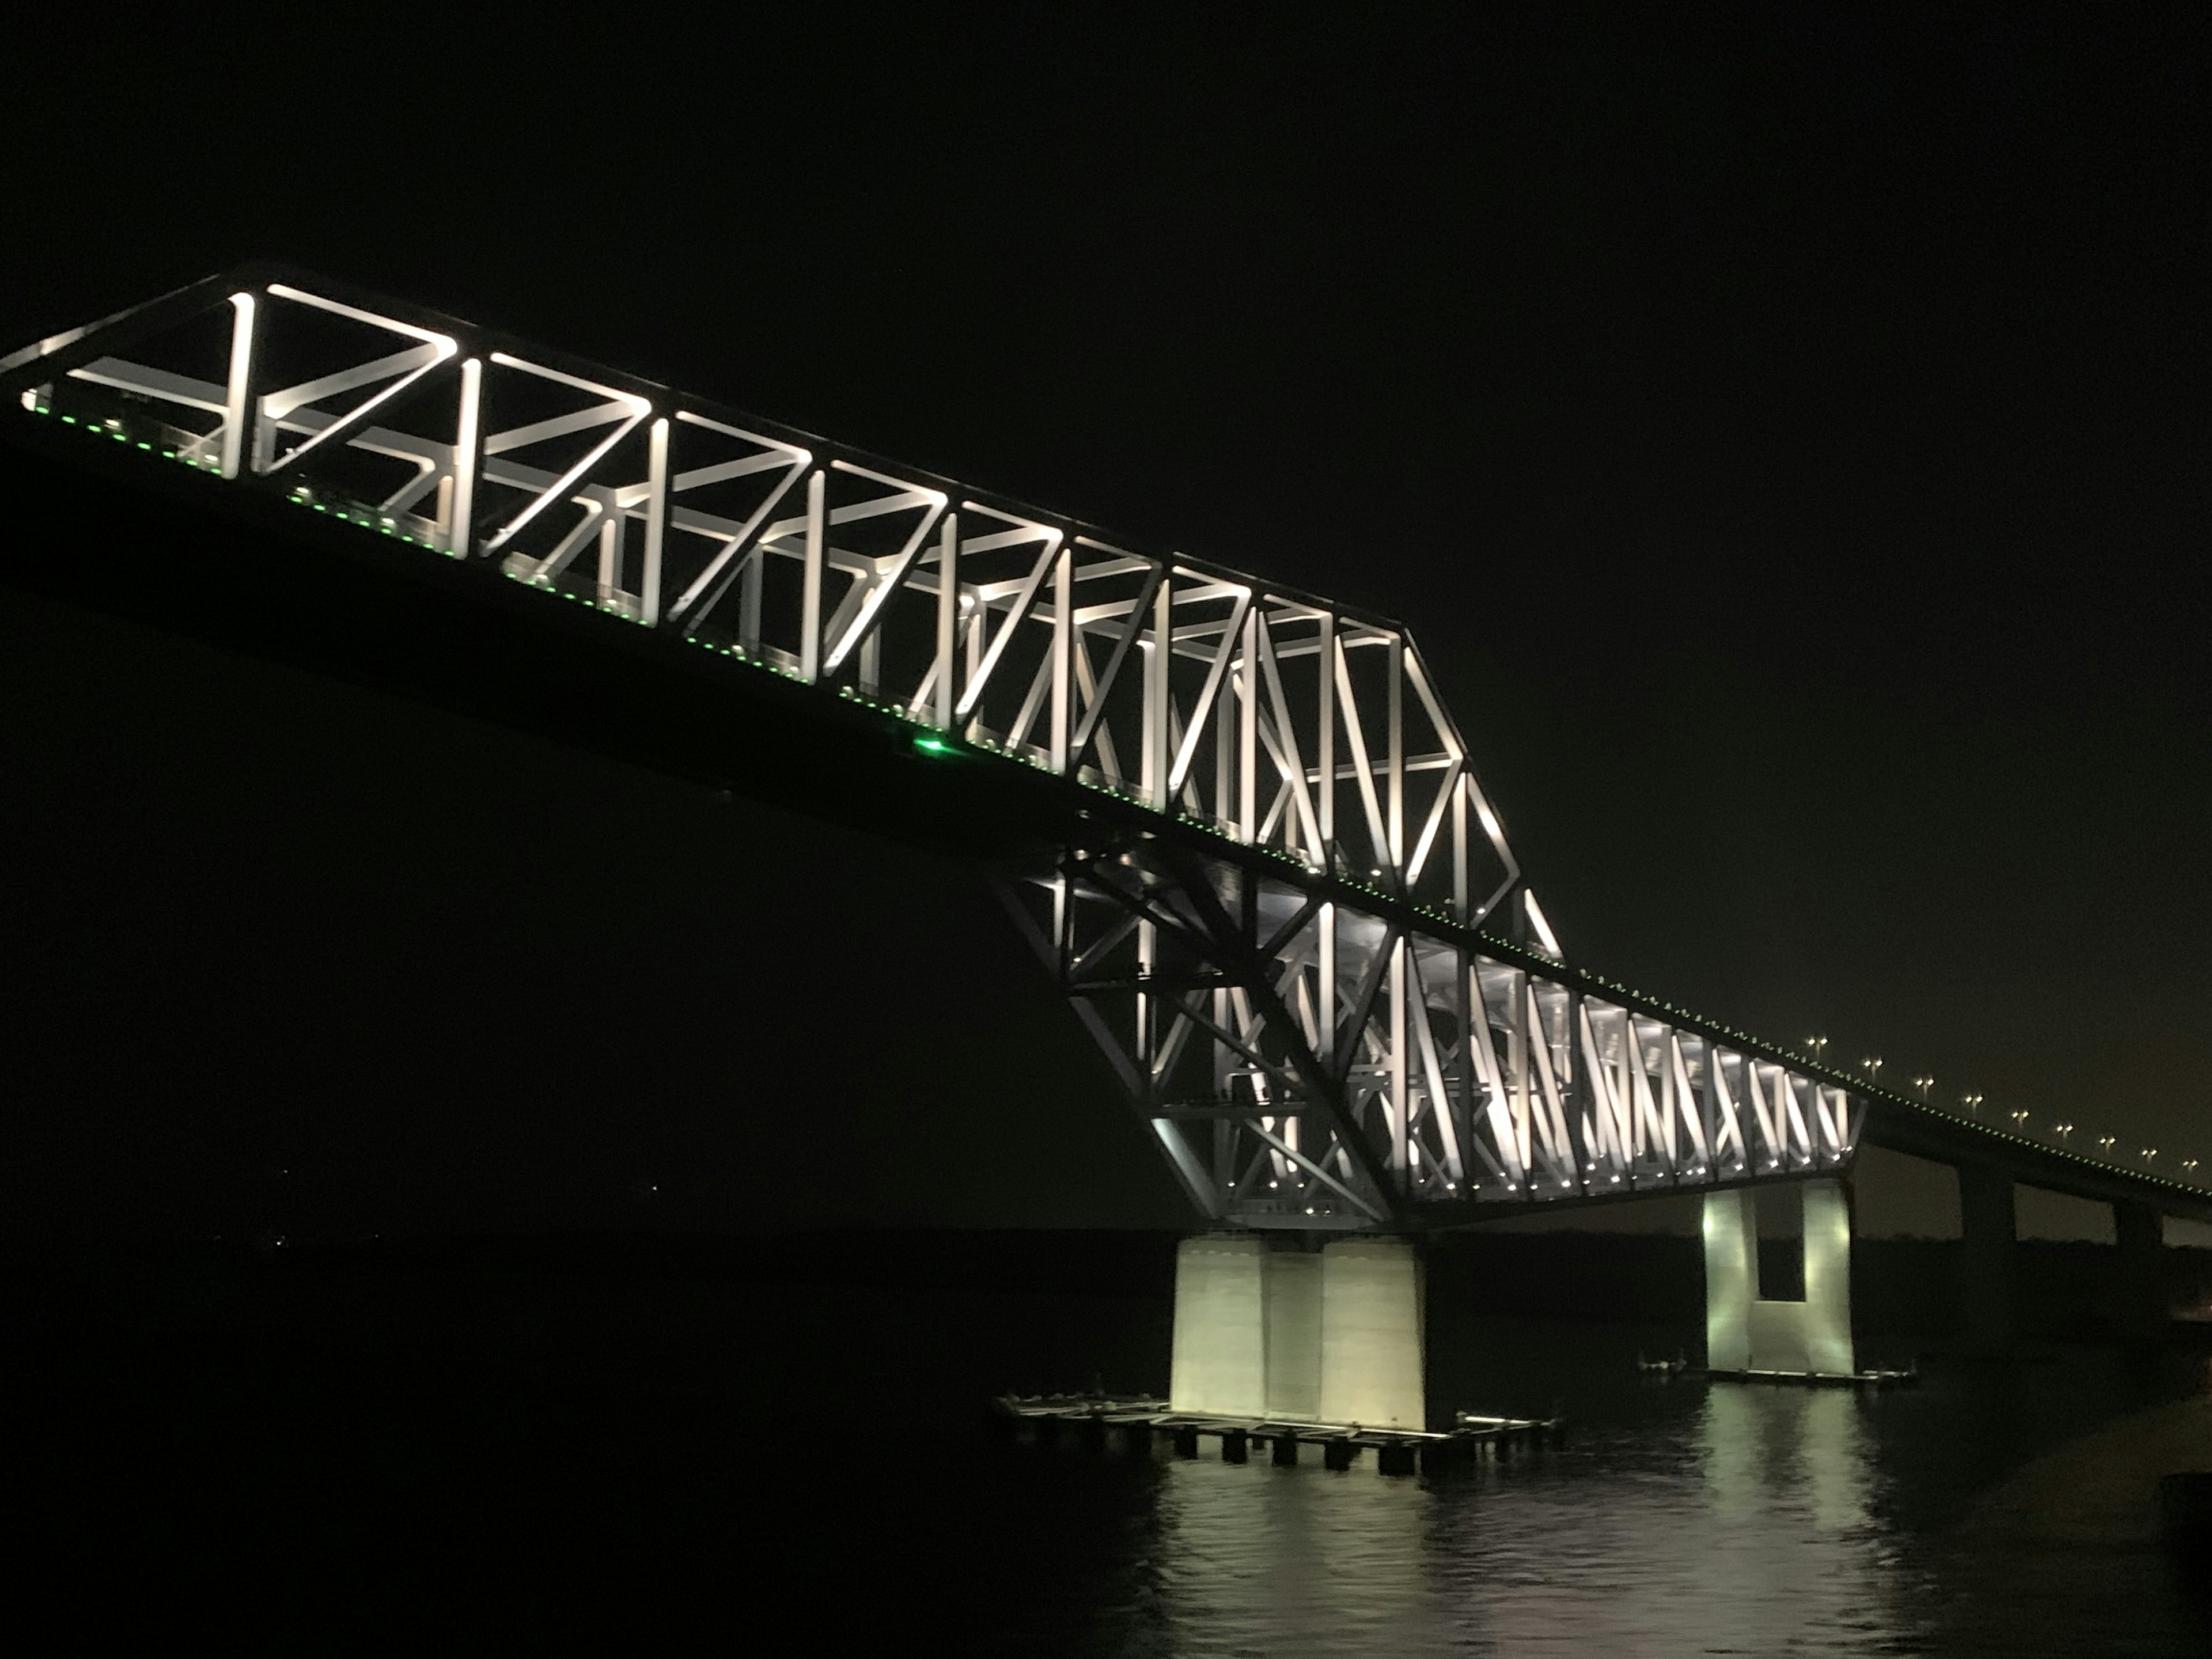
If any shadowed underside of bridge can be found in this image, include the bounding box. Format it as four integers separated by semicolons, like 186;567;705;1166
7;265;2207;1243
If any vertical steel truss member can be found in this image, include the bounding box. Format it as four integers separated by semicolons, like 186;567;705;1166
4;267;1868;1231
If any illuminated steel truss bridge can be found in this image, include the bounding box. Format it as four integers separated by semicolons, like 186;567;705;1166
7;265;2202;1235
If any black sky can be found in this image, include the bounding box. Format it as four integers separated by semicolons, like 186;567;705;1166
2;6;2206;1236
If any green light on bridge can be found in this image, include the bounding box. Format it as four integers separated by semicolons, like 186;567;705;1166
914;734;955;756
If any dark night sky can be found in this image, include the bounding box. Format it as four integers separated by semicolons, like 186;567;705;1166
2;7;2206;1239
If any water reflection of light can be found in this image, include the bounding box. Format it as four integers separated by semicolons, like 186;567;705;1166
1148;1455;1443;1656
1132;1388;1934;1657
1430;1388;1917;1655
1705;1384;1871;1533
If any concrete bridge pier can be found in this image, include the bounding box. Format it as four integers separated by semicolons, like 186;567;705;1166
1956;1162;2018;1355
1702;1178;1855;1374
2112;1200;2166;1340
1169;1233;1425;1430
1953;1174;2169;1350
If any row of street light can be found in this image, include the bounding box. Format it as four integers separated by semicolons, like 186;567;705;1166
1802;1033;2199;1183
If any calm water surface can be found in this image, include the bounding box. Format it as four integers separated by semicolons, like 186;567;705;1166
13;1260;2210;1654
821;1293;2212;1658
1058;1382;2194;1657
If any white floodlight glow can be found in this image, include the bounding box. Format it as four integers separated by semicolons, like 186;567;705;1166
251;285;459;478
218;291;256;479
1523;891;1563;959
479;353;651;554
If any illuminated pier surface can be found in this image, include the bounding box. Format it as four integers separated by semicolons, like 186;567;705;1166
9;267;2210;1427
1171;1234;1424;1429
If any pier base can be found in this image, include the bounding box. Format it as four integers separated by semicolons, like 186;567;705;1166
1266;1251;1324;1419
1317;1237;1425;1429
1703;1179;1854;1375
1169;1233;1426;1429
1169;1234;1271;1417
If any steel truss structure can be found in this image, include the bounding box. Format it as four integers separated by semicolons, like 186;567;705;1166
5;265;1864;1230
998;837;1857;1228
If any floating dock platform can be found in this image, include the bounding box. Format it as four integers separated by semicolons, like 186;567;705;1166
1634;1354;1917;1389
994;1394;1562;1475
1694;1365;1919;1388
